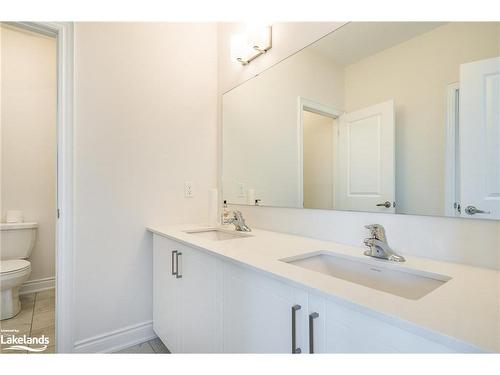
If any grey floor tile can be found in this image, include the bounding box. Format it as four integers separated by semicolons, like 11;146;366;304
31;312;54;331
36;289;55;301
116;341;156;354
0;332;28;354
30;325;56;349
20;293;36;304
33;297;55;315
0;299;34;334
148;338;170;353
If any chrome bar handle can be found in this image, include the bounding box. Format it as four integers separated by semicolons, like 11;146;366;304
309;312;319;354
175;252;182;278
465;205;491;215
171;250;177;276
291;304;302;354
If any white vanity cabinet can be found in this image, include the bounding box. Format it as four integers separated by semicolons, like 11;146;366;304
307;294;456;353
153;233;464;353
222;261;308;353
153;235;223;353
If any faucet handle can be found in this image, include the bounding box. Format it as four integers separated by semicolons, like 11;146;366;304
364;224;386;240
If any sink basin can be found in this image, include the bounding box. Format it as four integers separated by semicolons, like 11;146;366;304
281;252;451;300
184;229;252;241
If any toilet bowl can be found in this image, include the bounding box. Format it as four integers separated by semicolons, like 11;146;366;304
0;222;38;320
1;260;32;320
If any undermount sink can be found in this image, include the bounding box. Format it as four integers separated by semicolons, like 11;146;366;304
184;228;252;241
281;252;451;300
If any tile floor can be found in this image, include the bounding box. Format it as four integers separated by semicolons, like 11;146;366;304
115;338;170;354
0;289;55;354
1;289;168;354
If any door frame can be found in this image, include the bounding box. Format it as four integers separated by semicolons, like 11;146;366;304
297;97;343;208
444;82;460;217
7;22;75;353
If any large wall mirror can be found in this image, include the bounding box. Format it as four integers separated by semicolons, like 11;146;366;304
222;22;500;220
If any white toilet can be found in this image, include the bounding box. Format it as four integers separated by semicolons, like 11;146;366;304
0;222;38;320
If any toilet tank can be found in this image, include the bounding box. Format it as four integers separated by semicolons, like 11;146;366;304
0;222;38;260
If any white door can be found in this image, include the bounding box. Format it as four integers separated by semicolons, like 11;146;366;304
460;57;500;219
222;261;308;353
179;243;223;353
152;235;180;352
336;100;395;212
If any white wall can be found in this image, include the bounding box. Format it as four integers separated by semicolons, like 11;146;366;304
73;23;218;345
218;22;500;269
1;25;56;282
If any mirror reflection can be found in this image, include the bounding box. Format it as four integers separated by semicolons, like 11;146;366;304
222;22;500;219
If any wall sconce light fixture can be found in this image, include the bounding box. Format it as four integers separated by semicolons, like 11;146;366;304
230;24;272;66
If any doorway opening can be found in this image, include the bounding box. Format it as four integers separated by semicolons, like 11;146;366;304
1;22;74;353
0;22;57;353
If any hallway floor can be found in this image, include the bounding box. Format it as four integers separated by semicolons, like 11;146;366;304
0;289;55;354
115;338;170;353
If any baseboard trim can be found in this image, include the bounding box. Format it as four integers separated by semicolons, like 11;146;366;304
73;321;156;353
19;277;55;295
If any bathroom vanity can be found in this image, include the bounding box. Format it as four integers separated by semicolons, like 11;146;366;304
148;225;499;353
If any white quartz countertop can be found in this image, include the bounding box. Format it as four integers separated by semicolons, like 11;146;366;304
147;224;500;352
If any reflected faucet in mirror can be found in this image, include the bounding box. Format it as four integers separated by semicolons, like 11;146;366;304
363;224;405;262
228;211;252;232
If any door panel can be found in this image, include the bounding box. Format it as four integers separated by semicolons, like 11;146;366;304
460;57;500;219
222;262;308;353
337;100;395;212
179;244;223;353
152;235;179;352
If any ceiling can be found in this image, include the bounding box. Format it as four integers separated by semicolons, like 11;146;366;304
309;22;446;66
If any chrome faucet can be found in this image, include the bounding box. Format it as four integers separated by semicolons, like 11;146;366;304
228;211;251;232
363;224;405;262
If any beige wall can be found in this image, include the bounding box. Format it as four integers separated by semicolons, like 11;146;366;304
1;25;56;281
303;111;334;209
344;22;500;216
73;23;218;344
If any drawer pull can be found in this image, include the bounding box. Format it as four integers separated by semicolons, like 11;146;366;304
291;304;302;354
176;252;183;279
309;312;319;354
171;250;177;276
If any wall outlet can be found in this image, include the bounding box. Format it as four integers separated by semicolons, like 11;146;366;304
184;181;194;198
238;182;245;197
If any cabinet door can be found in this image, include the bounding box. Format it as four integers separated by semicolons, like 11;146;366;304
223;261;308;353
320;296;455;353
178;243;223;353
152;235;180;352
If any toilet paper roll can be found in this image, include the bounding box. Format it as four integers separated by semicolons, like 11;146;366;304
247;189;255;205
208;188;219;226
6;210;24;223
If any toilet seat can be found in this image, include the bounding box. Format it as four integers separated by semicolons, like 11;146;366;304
0;259;31;275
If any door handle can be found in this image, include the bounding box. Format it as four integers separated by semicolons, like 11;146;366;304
465;205;491;215
171;250;177;276
309;312;319;354
175;252;183;278
376;201;391;208
291;304;302;354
